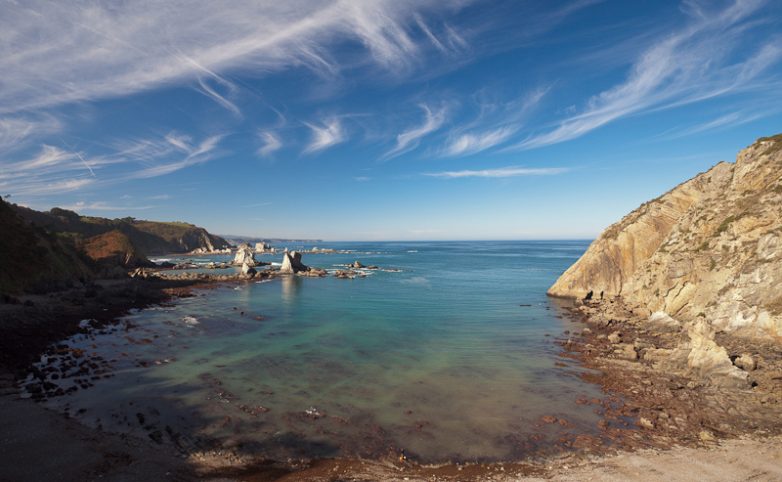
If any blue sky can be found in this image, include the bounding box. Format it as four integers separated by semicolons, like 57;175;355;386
1;0;781;240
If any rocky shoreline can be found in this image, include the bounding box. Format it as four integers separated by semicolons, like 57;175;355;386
557;296;782;451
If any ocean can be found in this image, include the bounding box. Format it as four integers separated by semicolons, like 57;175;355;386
28;240;609;463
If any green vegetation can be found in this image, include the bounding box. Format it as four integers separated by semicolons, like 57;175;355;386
9;204;228;256
0;199;94;294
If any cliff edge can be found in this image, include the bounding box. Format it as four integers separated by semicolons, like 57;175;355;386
549;134;782;338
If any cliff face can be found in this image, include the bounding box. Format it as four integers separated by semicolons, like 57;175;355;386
549;135;782;338
0;199;94;294
11;206;229;255
82;230;152;268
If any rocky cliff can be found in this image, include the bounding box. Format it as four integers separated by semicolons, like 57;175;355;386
549;134;782;338
0;199;94;294
11;206;229;256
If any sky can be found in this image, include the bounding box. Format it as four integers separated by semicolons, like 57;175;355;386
1;0;781;240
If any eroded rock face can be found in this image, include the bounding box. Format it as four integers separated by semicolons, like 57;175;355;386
255;242;273;253
685;320;749;388
279;251;308;274
549;135;782;338
232;243;257;267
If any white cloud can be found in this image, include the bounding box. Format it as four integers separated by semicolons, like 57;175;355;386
385;104;447;159
0;114;61;154
304;117;345;153
442;86;549;156
1;132;223;196
60;201;155;211
444;126;516;156
425;166;567;178
257;131;282;156
656;111;768;140
0;1;471;114
128;135;223;179
510;0;782;150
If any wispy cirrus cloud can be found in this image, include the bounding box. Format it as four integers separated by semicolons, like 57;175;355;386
443;126;516;156
304;117;345;153
0;0;473;114
510;0;782;151
60;201;156;212
442;87;549;156
384;104;447;159
0;114;62;155
655;110;770;140
0;132;223;196
125;134;223;179
425;166;567;179
257;131;283;156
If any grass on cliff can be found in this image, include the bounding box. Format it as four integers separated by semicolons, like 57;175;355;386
0;199;94;294
758;133;782;155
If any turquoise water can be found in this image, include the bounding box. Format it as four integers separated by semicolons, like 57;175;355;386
31;241;607;463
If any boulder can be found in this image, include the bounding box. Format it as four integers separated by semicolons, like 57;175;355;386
280;251;308;274
733;353;757;371
685;320;749;388
648;311;681;330
232;243;257;266
241;262;257;277
614;343;637;361
351;260;364;269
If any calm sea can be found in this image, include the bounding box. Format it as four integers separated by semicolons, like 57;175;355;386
32;240;609;463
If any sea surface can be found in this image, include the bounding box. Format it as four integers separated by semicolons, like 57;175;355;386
29;240;610;463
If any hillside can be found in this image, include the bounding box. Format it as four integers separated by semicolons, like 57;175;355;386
549;134;782;338
11;205;229;256
82;230;152;269
0;199;94;294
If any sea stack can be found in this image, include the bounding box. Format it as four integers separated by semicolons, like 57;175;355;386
279;251;308;274
232;243;257;266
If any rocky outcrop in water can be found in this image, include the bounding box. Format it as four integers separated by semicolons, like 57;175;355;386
232;243;257;267
550;134;782;338
241;262;257;277
279;251;308;274
254;242;274;253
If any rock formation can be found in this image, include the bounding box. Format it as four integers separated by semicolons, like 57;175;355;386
279;251;308;274
82;230;154;268
10;204;229;256
550;134;782;338
232;243;257;266
241;262;257;277
254;242;274;253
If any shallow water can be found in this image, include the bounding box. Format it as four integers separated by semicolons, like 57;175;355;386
30;241;609;462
